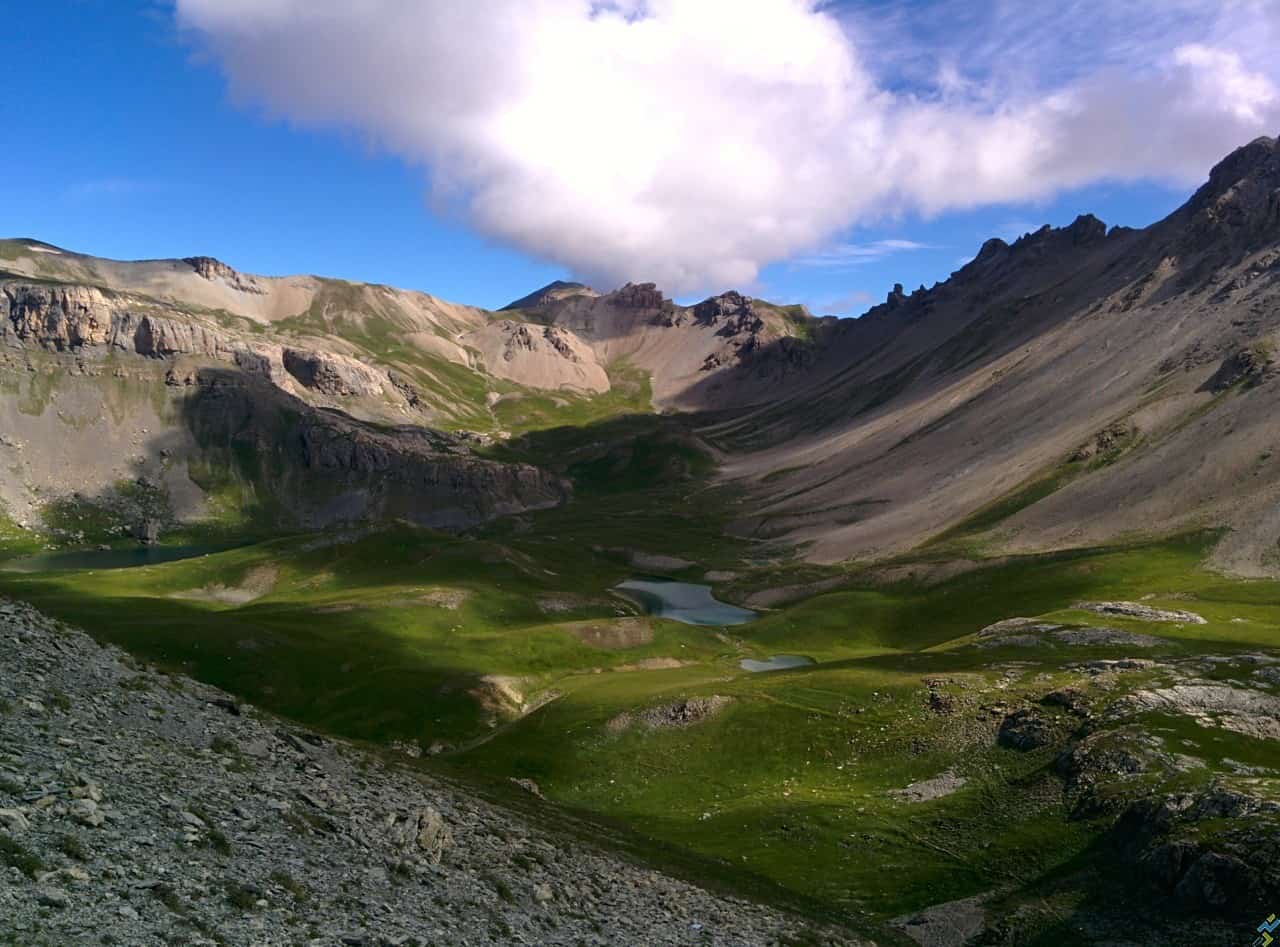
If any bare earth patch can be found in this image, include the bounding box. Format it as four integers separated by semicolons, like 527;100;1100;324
536;594;611;615
468;676;560;727
614;657;691;672
567;619;654;650
172;564;279;605
401;587;470;610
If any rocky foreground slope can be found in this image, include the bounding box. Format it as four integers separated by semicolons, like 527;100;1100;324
0;599;844;946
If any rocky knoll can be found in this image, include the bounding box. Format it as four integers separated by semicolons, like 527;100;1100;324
182;256;267;295
0;599;835;946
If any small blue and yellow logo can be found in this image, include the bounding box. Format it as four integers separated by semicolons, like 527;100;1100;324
1255;914;1280;947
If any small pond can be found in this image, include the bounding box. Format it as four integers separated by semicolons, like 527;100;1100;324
615;577;756;627
0;543;241;574
739;654;816;673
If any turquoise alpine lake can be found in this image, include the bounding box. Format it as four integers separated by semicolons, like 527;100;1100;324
615;577;756;626
739;655;816;673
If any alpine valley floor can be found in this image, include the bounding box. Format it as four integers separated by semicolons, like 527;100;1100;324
2;419;1279;945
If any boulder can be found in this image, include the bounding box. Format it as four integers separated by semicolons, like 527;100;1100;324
997;709;1056;751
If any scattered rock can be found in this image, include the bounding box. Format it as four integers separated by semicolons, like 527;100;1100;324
890;770;968;804
977;617;1163;649
891;894;988;947
607;696;733;733
1114;682;1280;740
412;807;452;864
0;808;31;832
35;887;70;909
509;778;543;798
1040;688;1091;716
1074;601;1207;624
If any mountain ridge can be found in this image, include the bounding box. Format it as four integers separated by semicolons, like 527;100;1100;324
3;134;1280;572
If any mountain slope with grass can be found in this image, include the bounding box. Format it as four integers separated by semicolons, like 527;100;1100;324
3;137;1280;945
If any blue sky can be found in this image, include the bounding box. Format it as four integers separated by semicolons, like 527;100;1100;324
4;2;564;308
3;2;1267;313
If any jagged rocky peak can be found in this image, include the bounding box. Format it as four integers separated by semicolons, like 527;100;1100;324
692;290;766;337
182;255;266;294
692;289;751;321
1012;213;1109;251
1063;213;1109;245
977;238;1008;261
1202;135;1279;196
605;281;667;310
1178;134;1280;243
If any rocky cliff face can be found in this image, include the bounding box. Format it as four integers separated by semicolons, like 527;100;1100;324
2;284;116;351
184;372;570;530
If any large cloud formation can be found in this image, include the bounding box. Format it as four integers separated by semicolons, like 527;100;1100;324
175;0;1280;292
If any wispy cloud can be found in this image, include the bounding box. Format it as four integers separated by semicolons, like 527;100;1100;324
812;289;875;316
793;239;939;268
65;177;161;200
992;219;1042;242
176;0;1280;293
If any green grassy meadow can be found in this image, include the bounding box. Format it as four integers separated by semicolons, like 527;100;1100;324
3;495;1277;938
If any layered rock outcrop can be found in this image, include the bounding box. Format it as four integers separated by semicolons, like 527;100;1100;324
2;284;115;351
0;281;407;403
282;347;385;397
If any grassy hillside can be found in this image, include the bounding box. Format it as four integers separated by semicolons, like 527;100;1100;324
4;442;1277;943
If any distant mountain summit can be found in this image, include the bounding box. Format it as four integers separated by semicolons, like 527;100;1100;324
500;280;596;311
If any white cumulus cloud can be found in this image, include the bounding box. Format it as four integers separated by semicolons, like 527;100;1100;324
174;0;1280;293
